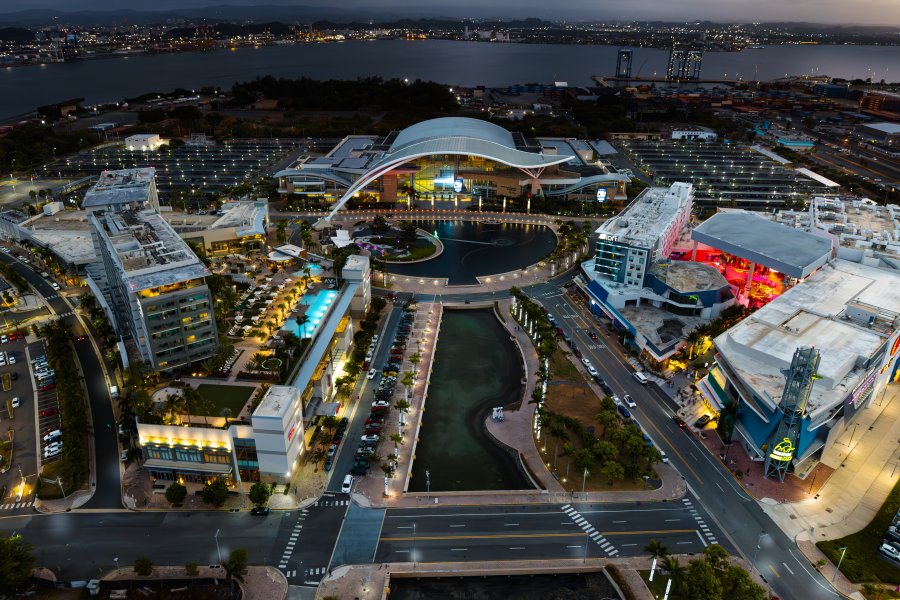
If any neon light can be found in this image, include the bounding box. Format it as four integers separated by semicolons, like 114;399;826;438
768;437;794;462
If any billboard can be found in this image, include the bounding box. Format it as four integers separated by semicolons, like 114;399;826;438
453;178;464;193
596;187;608;202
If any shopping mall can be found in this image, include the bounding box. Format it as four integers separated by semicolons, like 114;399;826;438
275;117;630;216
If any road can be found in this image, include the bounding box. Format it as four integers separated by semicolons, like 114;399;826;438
0;252;122;508
376;500;723;564
529;281;838;600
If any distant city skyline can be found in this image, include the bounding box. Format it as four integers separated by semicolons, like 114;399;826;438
0;0;898;26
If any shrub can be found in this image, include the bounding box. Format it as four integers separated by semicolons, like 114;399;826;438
133;556;153;576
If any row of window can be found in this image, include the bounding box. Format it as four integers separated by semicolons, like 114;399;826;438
146;445;231;464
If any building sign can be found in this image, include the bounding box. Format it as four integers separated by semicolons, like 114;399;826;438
596;187;608;203
891;335;900;357
286;424;296;442
453;178;464;193
849;368;879;408
768;437;795;463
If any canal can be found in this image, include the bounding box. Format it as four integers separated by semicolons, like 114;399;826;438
408;308;531;492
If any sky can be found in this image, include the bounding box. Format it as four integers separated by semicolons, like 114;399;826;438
2;0;899;26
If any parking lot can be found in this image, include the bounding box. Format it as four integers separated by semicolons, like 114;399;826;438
29;341;62;466
0;331;40;511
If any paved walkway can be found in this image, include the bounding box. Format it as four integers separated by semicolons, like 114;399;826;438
101;565;287;599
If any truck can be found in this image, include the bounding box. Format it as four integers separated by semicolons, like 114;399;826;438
109;385;119;400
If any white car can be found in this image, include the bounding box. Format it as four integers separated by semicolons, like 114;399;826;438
587;366;598;377
372;335;379;344
8;354;15;365
623;394;636;408
365;350;373;361
612;395;623;406
360;434;380;443
11;397;20;408
580;358;591;367
367;368;377;380
51;282;60;291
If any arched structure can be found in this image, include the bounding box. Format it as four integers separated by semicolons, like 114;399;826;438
275;117;630;223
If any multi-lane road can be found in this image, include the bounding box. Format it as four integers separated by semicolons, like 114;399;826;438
0;256;842;599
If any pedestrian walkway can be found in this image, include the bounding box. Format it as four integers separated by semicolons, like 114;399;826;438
562;503;619;556
278;507;310;570
0;499;34;511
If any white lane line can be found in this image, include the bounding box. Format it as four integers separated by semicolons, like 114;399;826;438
677;541;693;545
394;550;410;554
450;548;467;552
449;524;465;528
665;519;680;522
696;530;709;548
622;543;637;547
509;547;526;550
566;545;583;549
396;526;413;529
612;520;627;524
782;562;795;576
715;482;725;492
504;523;520;526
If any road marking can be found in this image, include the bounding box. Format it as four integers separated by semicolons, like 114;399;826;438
449;524;465;528
381;533;587;542
622;543;637;547
665;519;680;522
782;562;795;576
396;525;413;529
560;522;575;525
769;564;780;578
677;541;693;545
613;520;627;524
509;547;526;550
695;530;708;548
394;550;410;554
504;523;519;526
450;548;467;552
715;482;724;492
566;545;583;549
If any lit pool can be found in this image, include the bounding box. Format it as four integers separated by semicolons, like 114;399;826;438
282;289;338;339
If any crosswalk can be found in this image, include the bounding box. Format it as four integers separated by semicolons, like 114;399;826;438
55;311;74;318
683;497;718;546
313;499;349;507
278;508;308;570
561;504;618;557
0;500;34;511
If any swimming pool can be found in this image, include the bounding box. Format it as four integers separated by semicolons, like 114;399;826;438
282;289;338;339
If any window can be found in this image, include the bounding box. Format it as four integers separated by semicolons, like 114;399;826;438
146;446;172;460
174;449;202;463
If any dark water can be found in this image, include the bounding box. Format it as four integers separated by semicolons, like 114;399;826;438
3;40;899;119
388;219;556;285
408;309;529;492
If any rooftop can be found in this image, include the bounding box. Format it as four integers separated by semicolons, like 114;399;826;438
715;259;900;419
864;122;900;135
212;200;268;237
92;208;210;291
649;260;729;293
252;385;299;420
82;168;156;208
596;182;693;249
692;210;833;279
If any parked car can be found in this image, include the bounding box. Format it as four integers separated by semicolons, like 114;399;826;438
251;507;270;516
367;368;377;380
623;395;636;408
39;407;59;417
694;414;713;429
617;405;632;419
573;348;582;359
324;458;333;472
350;466;368;476
11;397;20;408
361;434;380;443
43;429;62;443
327;444;337;457
673;416;687;428
581;358;591;367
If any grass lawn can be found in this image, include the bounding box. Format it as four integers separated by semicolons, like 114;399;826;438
639;569;672;599
549;346;582;381
817;478;900;584
37;458;82;499
195;384;254;418
540;381;649;492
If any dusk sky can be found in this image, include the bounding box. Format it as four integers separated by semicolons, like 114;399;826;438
2;0;899;25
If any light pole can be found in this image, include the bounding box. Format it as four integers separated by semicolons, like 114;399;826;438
751;532;766;575
412;522;417;568
214;528;223;564
832;546;847;582
113;557;119;572
582;467;589;495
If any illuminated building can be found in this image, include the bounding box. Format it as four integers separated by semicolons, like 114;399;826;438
702;259;900;468
178;200;269;257
275;117;629;216
87;207;218;371
581;183;734;362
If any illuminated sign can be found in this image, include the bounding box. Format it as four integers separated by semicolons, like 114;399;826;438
891;335;900;356
453;178;464;193
287;424;296;442
768;437;794;462
596;188;608;203
849;368;878;408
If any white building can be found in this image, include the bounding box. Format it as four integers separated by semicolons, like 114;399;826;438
125;134;164;151
82;168;160;213
671;128;717;141
251;386;306;481
342;254;371;317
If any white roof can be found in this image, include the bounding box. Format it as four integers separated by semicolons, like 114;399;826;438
716;259;900;417
252;385;298;420
392;117;516;151
596;182;692;249
866;122;900;135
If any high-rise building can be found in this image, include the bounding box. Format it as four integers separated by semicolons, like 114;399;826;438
82;167;160;213
88;207;218;371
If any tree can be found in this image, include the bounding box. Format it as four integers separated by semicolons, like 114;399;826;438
596;410;619;435
644;539;669;559
592;440;618;463
185;561;199;576
721;564;767;600
683;558;723;600
223;548;248;582
390;432;404;447
0;534;35;594
201;478;230;507
133;556;154;576
703;543;729;571
249;481;272;507
662;556;685;590
601;460;625;484
548;421;569;471
165;482;187;505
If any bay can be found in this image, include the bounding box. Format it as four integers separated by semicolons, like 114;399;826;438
2;39;898;120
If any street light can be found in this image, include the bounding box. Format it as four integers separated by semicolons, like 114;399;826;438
751;531;766;575
832;546;847;582
214;529;223;564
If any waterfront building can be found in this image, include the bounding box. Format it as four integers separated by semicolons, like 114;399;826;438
87;207;218;371
701;259;900;468
275;117;629;217
177;200;269;257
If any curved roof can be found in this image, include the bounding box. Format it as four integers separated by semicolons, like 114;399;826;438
391;117;516;151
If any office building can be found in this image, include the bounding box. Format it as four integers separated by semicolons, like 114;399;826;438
82;168;160;213
854;122;900;148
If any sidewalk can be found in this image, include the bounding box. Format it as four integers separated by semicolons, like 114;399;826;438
102;565;287;600
764;384;900;542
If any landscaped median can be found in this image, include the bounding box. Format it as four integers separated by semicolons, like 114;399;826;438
817;478;900;586
36;321;90;501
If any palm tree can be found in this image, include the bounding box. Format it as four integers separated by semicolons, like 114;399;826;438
401;370;415;401
390;432;403;448
562;442;576;481
644;539;669;560
277;303;287;320
662;556;686;592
